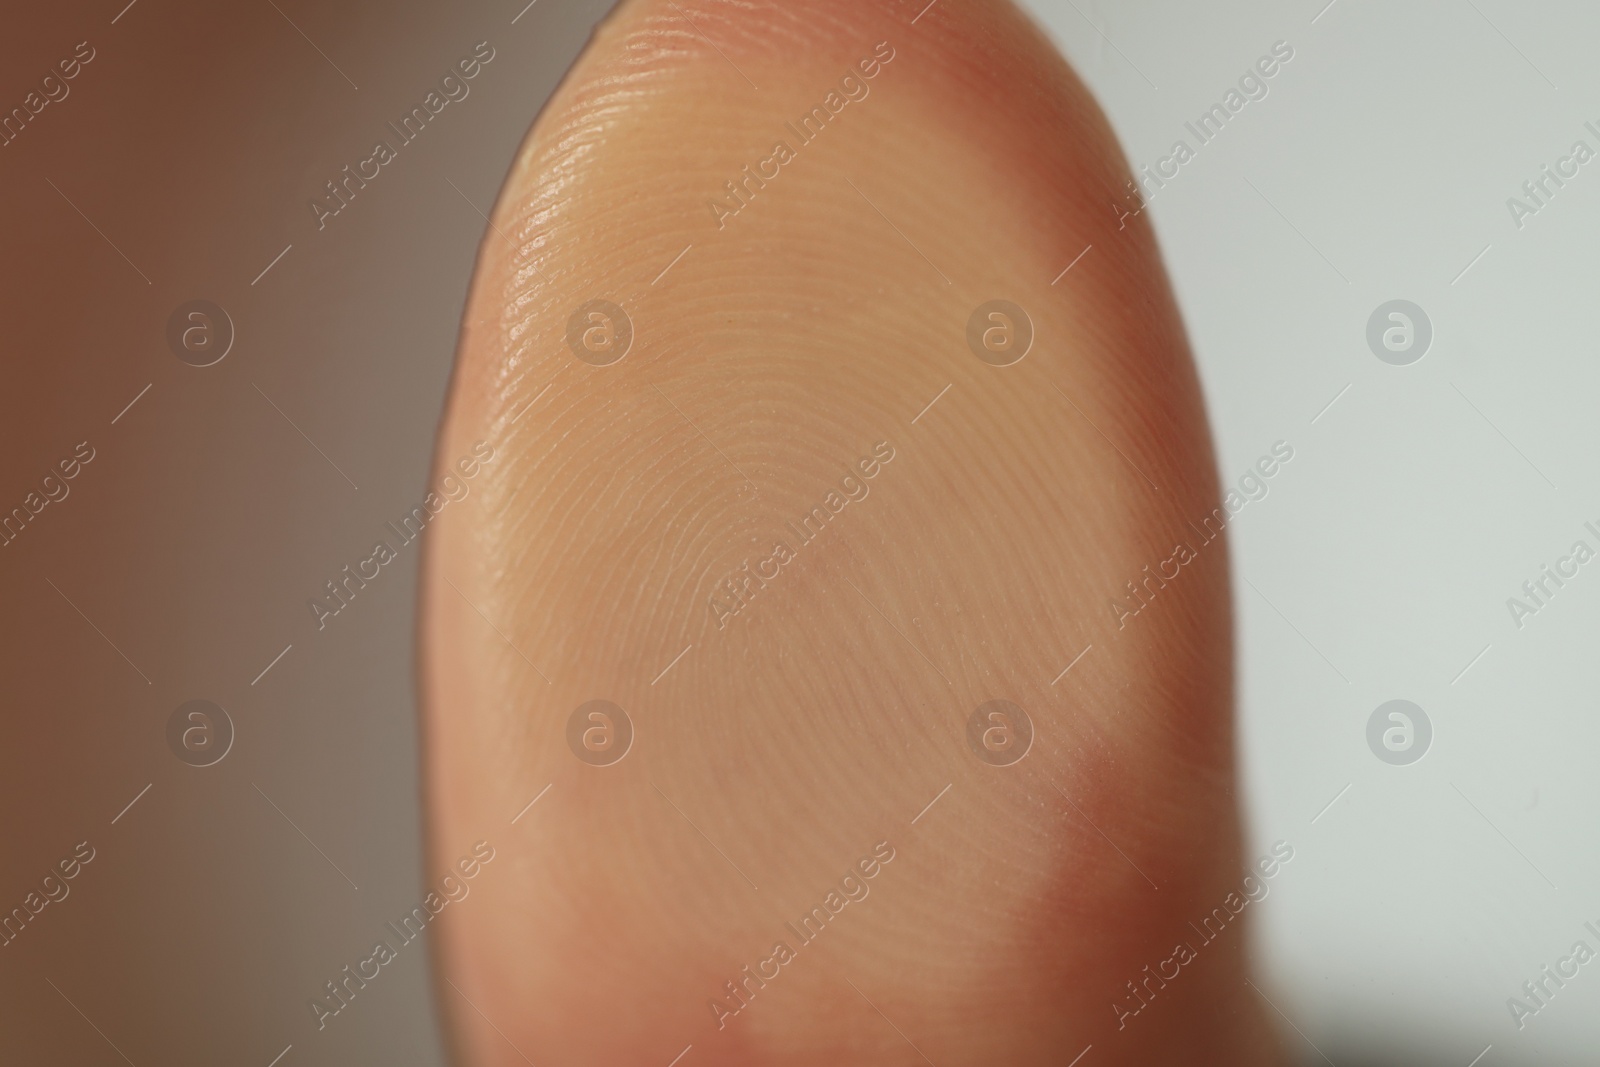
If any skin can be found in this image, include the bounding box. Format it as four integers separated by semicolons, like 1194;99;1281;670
421;1;1284;1064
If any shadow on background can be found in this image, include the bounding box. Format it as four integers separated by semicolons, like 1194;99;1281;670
0;1;610;1063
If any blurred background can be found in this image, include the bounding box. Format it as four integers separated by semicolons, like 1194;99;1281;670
0;0;1595;1064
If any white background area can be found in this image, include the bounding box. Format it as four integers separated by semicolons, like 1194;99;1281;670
1020;0;1600;1063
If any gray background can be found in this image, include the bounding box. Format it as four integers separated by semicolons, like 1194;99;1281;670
1034;1;1600;1064
0;0;1593;1064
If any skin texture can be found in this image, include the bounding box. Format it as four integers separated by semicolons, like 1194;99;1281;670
422;1;1284;1064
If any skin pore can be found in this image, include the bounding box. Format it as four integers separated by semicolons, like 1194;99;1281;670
420;1;1283;1064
